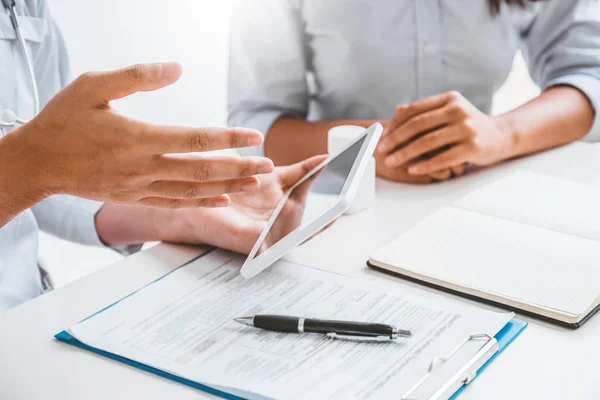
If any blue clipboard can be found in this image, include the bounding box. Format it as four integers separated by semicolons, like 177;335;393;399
450;318;527;399
55;329;243;400
54;249;527;399
55;318;526;399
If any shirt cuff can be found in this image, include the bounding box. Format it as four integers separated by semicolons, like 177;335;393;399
74;199;106;247
110;244;144;256
543;73;600;142
87;202;143;255
232;109;297;157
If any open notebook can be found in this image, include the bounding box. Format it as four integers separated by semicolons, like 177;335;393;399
369;170;600;328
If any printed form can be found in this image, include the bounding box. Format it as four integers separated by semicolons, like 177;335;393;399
66;250;513;399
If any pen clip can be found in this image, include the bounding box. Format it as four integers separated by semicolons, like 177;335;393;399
326;332;393;342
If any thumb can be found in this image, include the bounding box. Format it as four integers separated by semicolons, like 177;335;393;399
279;155;328;188
396;104;408;113
88;62;183;104
384;104;410;136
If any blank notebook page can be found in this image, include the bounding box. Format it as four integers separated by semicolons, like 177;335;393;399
372;207;600;316
455;170;600;242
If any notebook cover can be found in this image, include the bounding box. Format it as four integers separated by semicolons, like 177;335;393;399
367;261;599;329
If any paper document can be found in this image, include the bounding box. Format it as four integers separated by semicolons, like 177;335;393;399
66;250;512;399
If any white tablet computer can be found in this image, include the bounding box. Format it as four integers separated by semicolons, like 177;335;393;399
240;122;383;278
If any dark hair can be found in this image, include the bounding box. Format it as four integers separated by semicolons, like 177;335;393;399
489;0;542;15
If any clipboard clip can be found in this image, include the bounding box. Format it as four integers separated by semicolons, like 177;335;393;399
401;333;497;400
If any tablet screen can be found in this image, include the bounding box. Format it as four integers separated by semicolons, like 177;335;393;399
253;134;367;257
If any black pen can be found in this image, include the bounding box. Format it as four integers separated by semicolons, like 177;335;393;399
233;315;411;340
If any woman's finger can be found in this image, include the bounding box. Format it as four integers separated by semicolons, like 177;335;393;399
375;156;434;183
384;125;467;167
146;176;260;199
381;92;459;145
427;163;468;182
428;168;452;182
408;143;472;175
278;155;328;188
382;105;409;139
392;92;455;128
451;164;467;177
379;104;464;155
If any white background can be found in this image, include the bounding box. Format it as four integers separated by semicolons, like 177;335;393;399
42;0;540;287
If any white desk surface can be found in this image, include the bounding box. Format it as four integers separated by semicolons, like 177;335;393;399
1;142;600;400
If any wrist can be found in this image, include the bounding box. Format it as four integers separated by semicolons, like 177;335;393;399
492;114;520;160
0;128;49;209
10;121;57;195
157;208;198;244
94;204;160;246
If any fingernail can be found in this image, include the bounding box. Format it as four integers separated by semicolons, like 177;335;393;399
257;159;274;174
242;179;260;191
247;135;263;146
159;62;183;80
244;130;264;146
377;141;389;154
385;155;398;167
216;198;230;207
408;166;420;174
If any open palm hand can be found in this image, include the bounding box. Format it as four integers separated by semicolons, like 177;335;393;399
169;156;327;254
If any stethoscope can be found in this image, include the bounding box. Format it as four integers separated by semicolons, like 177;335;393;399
0;0;40;128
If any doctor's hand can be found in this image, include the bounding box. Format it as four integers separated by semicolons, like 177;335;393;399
12;62;273;208
376;91;513;182
154;155;327;254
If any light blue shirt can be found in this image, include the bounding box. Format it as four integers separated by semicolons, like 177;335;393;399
0;0;104;311
228;0;600;155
